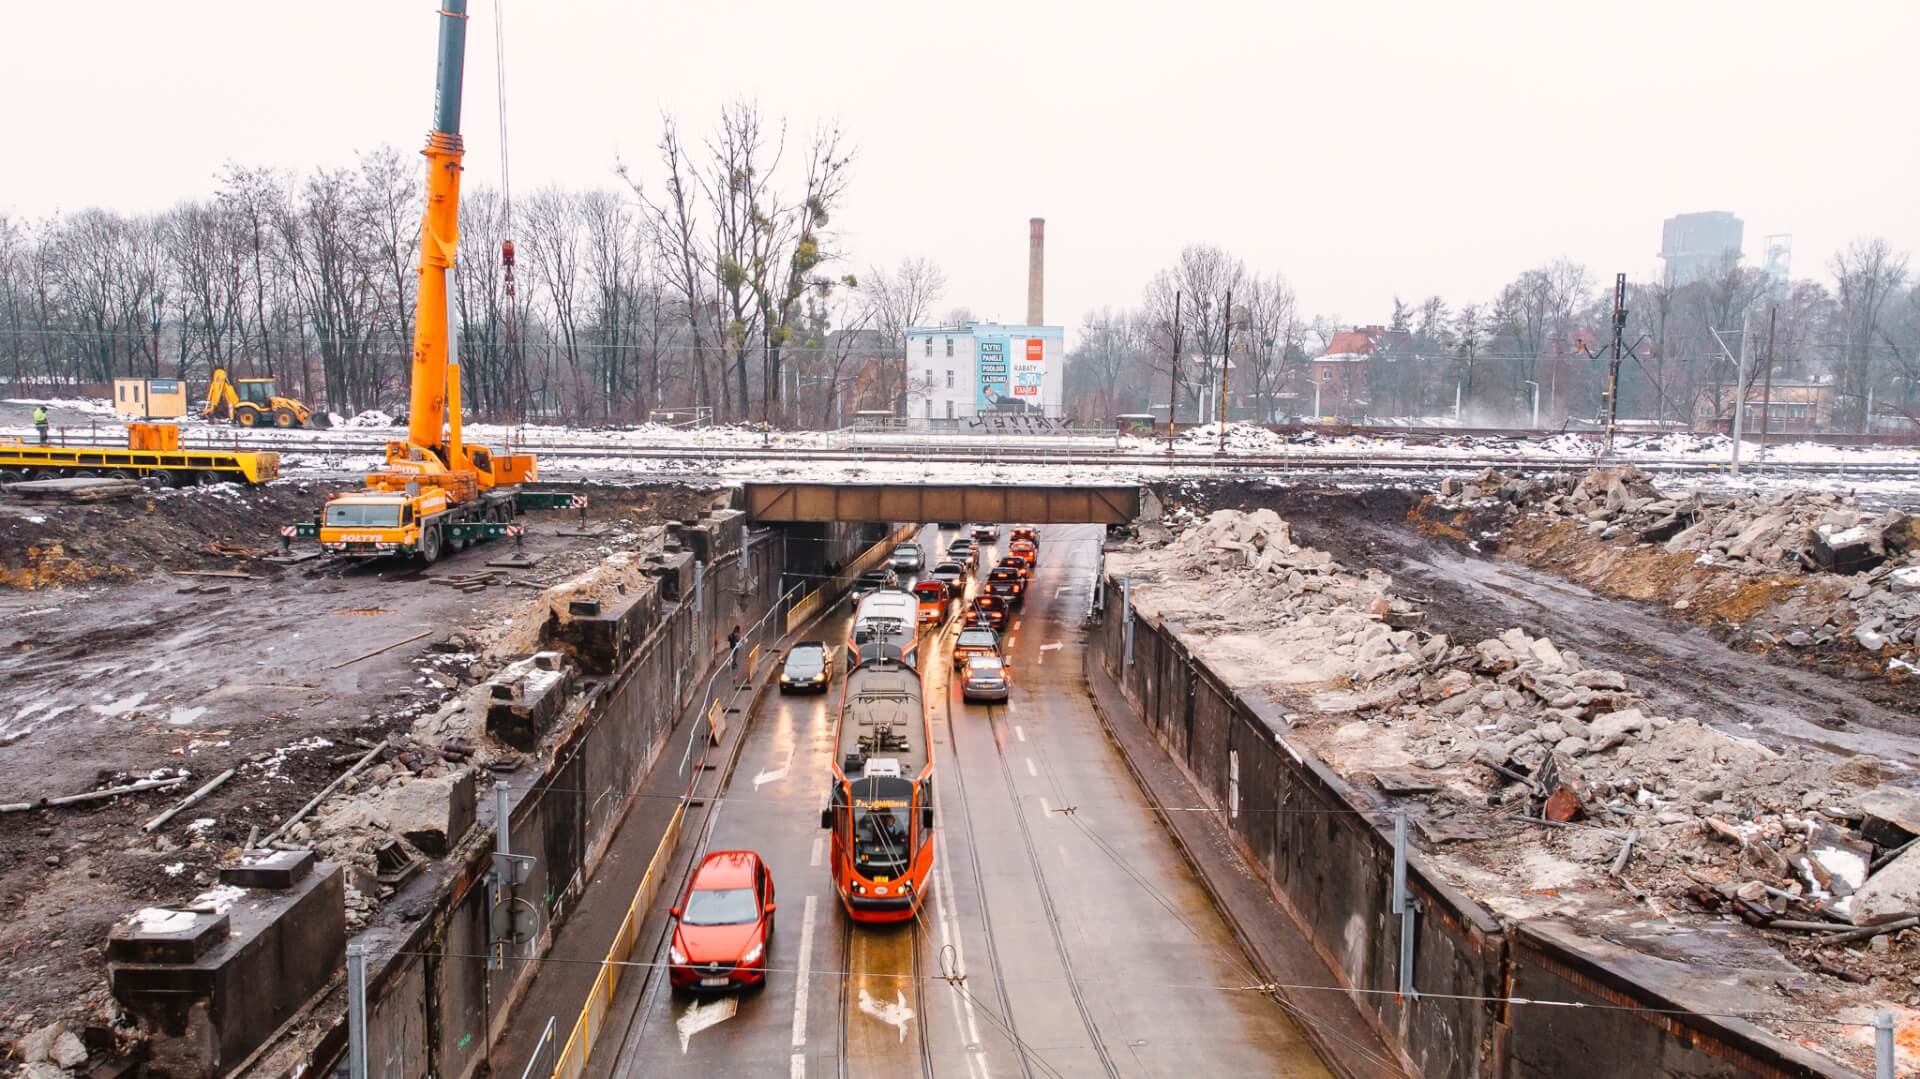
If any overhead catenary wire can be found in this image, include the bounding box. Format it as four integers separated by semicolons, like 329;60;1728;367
351;944;1892;1031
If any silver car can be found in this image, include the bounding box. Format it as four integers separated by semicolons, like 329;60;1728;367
889;543;925;573
960;654;1010;702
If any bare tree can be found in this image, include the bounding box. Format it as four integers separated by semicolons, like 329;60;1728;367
861;257;946;413
1831;236;1910;429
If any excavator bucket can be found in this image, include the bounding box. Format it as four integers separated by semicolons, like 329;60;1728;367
308;410;333;429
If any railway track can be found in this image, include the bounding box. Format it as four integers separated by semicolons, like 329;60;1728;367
26;432;1920;477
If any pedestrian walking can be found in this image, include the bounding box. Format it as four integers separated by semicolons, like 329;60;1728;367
32;404;49;446
727;625;743;671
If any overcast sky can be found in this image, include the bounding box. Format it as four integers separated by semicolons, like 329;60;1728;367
5;1;1917;333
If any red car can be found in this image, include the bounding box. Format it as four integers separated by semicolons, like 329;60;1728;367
668;850;776;990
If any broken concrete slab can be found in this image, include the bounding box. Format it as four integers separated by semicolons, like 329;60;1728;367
1849;843;1920;923
1856;785;1920;837
370;772;476;857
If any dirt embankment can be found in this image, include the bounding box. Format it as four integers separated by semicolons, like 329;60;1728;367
0;478;722;1071
0;481;344;589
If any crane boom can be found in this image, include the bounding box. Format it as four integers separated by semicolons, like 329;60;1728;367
408;0;469;455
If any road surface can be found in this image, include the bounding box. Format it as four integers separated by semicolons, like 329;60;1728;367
592;524;1331;1078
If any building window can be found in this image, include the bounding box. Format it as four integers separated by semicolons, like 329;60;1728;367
925;369;934;387
924;337;932;357
945;400;955;419
945;369;955;388
945;337;954;357
925;399;933;419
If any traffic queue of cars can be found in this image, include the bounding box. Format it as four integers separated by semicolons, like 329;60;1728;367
672;525;1038;991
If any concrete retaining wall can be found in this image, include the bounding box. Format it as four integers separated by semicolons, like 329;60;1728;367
308;533;790;1078
1090;575;1846;1079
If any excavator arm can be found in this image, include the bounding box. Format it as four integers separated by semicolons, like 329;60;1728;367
202;368;234;420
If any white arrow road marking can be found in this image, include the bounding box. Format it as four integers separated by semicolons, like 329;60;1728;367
755;747;795;789
677;995;738;1053
858;988;915;1043
1039;642;1063;652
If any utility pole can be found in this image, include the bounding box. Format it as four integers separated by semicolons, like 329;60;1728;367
1166;290;1182;450
1217;287;1232;453
1602;273;1627;453
1731;311;1751;474
1758;305;1777;462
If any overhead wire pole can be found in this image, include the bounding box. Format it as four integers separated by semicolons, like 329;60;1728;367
1217;287;1232;453
1759;305;1777;463
1602;272;1627;454
1166;290;1182;451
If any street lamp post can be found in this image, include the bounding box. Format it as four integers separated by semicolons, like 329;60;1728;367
1523;380;1540;429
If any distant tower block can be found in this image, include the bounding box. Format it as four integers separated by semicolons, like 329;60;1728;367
1763;234;1793;302
1027;217;1045;325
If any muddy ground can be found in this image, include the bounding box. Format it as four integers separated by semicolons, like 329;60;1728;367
0;478;720;1052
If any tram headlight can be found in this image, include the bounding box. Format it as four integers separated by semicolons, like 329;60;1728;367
852;883;866;895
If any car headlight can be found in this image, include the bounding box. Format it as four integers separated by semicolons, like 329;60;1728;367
741;941;763;965
670;945;687;965
814;673;827;682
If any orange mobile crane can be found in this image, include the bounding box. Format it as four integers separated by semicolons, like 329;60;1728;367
293;0;568;562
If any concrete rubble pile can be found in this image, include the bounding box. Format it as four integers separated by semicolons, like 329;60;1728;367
1114;509;1920;955
1115;508;1429;686
1442;465;1920;654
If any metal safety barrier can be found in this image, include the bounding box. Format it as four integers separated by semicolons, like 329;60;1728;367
548;801;687;1079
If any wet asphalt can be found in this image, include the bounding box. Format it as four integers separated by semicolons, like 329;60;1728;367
594;524;1330;1078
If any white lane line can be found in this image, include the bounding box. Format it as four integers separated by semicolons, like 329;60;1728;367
1040;796;1052;817
792;1054;805;1079
792;895;818;1048
1015;724;1026;742
1014;619;1023;631
1025;757;1037;778
809;835;824;868
930;727;988;1076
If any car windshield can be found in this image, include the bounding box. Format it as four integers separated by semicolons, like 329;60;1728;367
859;572;890;585
933;564;961;575
892;545;918;557
957;630;997;649
968;657;1004;674
682;886;757;926
784;648;824;675
324;503;402;527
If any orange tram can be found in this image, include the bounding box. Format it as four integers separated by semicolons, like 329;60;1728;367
820;640;934;923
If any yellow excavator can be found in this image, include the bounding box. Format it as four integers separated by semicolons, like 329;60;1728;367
291;0;567;562
202;368;330;428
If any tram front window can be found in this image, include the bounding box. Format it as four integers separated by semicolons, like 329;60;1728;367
853;804;913;875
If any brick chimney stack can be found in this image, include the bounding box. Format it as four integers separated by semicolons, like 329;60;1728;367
1027;218;1045;325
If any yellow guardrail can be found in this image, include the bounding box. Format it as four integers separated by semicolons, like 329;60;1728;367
784;526;919;635
549;800;686;1079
